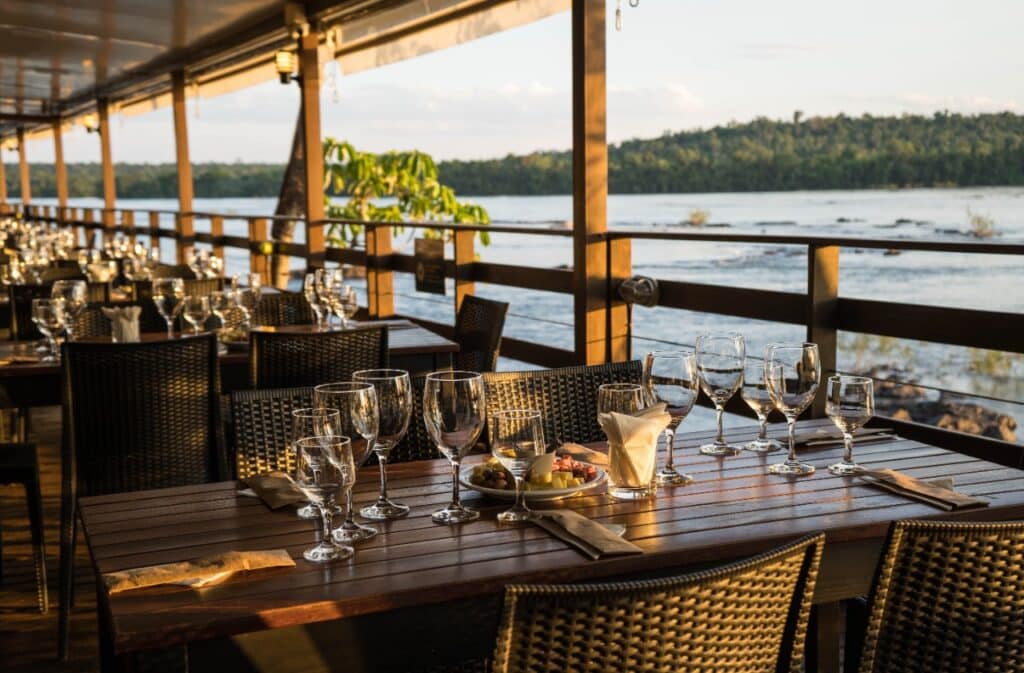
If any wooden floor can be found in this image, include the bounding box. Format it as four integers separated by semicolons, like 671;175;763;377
1;406;100;673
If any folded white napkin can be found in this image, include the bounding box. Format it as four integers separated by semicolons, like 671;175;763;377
102;305;142;343
598;403;672;488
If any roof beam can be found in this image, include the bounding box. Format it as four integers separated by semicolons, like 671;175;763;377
0;113;59;124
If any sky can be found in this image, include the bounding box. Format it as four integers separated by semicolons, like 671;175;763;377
21;0;1024;165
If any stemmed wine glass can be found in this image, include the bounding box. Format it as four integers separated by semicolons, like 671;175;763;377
181;296;211;334
825;375;874;475
643;351;699;485
314;382;380;543
293;436;356;562
740;362;784;453
695;333;745;456
32;298;65;362
152;278;185;338
51;280;86;342
596;383;646;416
353;369;413;520
423;370;486;525
291;407;342;520
303;272;326;328
766;343;821;476
490;409;546;523
241;273;262;327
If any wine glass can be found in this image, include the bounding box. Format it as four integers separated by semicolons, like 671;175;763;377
643;351;699;485
303;272;326;328
423;370;486;524
293;436;356;562
291;407;342;520
237;288;259;329
490;409;546;523
825;375;874;475
243;273;263;326
352;369;413;520
314;382;380;543
766;343;821;476
152;278;185;338
32;298;66;362
695;333;745;456
181;296;211;334
339;285;358;328
596;383;646;416
740;362;784;453
51;280;86;342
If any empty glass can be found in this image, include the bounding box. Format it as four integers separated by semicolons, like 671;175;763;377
353;369;413;520
303;272;326;328
293;436;356;562
51;280;86;342
242;273;263;326
181;296;211;334
152;278;185;338
32;298;65;362
696;333;745;456
490;409;546;523
596;383;646;416
291;407;342;520
740;362;784;453
826;375;874;475
423;370;486;524
314;382;380;543
643;351;699;485
766;343;821;476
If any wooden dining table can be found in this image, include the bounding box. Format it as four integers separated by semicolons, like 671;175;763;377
0;321;457;408
77;417;1024;673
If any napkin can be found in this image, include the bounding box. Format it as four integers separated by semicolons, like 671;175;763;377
103;549;295;593
241;471;307;509
858;469;989;511
532;510;642;560
598;403;672;489
558;442;610;467
101;306;141;343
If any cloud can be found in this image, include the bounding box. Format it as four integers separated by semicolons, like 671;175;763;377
737;42;820;60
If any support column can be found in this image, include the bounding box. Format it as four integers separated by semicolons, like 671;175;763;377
571;0;611;365
365;224;394;318
16;128;30;204
299;31;325;269
808;245;839;417
171;71;194;263
53;121;68;212
97;100;116;233
1;145;8;204
453;229;475;317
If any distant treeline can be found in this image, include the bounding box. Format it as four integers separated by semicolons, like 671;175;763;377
4;112;1024;198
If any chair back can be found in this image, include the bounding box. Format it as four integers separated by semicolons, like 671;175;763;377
254;291;317;327
9;284;50;340
857;519;1024;673
249;325;388;389
61;334;224;498
150;263;198;279
229;386;313;478
379;374;439;464
493;533;824;673
483;361;643;444
454;295;509;372
41;266;86;283
132;278;225;332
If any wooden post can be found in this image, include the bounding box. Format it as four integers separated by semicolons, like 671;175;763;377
607;237;632;361
299;31;325;269
571;0;611;365
149;211;161;255
453;229;475;317
122;210;135;242
97;99;116;234
171;71;194;263
248;218;270;278
0;151;7;203
210;215;224;259
53;121;68;211
808;244;839;417
365;224;394;318
16;128;30;204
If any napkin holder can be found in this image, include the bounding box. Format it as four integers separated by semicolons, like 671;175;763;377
102;306;141;343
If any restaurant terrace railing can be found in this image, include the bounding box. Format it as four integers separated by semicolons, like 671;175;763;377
8;201;1024;468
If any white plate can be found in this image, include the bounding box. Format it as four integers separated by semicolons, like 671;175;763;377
459;465;606;502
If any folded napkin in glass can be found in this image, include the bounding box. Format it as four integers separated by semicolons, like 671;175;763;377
598;403;672;491
239;471;307;509
103;549;295;593
857;469;989;511
532;510;643;560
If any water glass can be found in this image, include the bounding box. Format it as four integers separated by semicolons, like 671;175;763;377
152;278;184;338
32;298;65;362
766;343;821;476
826;375;874;475
490;409;546;523
314;382;380;543
696;333;745;456
353;369;413;520
51;280;86;342
181;296;211;334
596;383;645;416
303;272;326;328
423;370;486;524
643;351;699;485
291;407;342;520
740;362;783;453
294;436;356;563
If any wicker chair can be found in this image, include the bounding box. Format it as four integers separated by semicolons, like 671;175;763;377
483;361;643;445
249;325;388;389
58;334;225;659
454;295;509;372
40;266;86;283
0;442;48;614
492;532;824;673
253;291;317;327
855;519;1024;673
229;386;313;479
132;278;225;333
374;374;440;464
150;263;198;279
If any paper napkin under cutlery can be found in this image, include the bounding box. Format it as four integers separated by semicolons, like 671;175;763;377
793;427;894;447
103;549;295;593
531;510;642;560
857;469;989;511
240;471;307;509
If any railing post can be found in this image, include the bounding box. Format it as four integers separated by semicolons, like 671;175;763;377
453;228;475;318
97;99;116;238
149;212;161;254
606;236;632;362
299;30;326;269
808;244;839;417
249;218;270;278
122;210;135;243
210;215;224;260
365;224;394;318
16;127;31;204
176;213;193;264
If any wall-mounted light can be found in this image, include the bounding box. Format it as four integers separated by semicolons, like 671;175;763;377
1;137;18;152
82;113;100;134
275;50;299;85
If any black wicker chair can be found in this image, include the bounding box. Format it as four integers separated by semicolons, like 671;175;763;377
58;334;224;659
0;442;48;614
249;325;388;389
483;361;643;445
229;386;313;479
492;532;824;673
253;291;317;327
372;374;440;464
855;519;1024;673
453;295;509;372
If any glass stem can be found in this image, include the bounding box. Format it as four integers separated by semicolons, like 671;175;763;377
166;319;174;338
663;427;676;469
715;404;725;444
344;490;356;527
450;460;462;509
376;451;390;503
319;501;334;543
843;432;854;465
786;416;797;463
514;475;526;512
48;336;58;359
758;416;769;441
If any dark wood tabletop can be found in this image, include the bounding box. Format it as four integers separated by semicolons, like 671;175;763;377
77;417;1024;667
